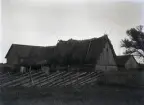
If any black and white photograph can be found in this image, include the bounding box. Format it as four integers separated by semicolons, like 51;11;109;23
0;0;144;105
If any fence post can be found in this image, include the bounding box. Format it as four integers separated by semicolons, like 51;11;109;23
76;69;79;87
7;72;10;79
78;71;80;87
39;77;41;88
29;67;34;86
16;91;19;98
46;66;50;81
70;71;72;87
8;71;12;86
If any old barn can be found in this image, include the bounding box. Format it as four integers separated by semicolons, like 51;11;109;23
53;35;118;71
5;35;118;72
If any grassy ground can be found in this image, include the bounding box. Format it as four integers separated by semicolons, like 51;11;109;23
0;84;144;105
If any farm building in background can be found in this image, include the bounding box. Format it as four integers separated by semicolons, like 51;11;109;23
4;35;118;72
116;55;139;70
2;35;144;87
5;44;55;65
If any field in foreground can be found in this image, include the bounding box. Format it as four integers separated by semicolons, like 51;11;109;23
0;85;144;105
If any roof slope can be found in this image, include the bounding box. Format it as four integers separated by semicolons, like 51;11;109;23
116;55;131;66
53;35;116;65
5;44;55;65
5;44;33;58
5;35;116;66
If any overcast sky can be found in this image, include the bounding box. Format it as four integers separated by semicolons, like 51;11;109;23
0;0;144;63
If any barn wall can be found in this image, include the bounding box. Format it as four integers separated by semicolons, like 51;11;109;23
95;42;117;71
125;57;139;70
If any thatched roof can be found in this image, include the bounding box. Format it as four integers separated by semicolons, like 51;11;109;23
5;44;33;58
43;46;55;63
5;44;55;66
5;35;116;67
5;44;45;58
53;35;116;65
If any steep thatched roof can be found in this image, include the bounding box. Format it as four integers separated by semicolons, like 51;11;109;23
5;44;33;58
5;44;46;58
5;44;55;66
21;46;55;66
27;46;55;62
5;35;116;67
43;46;55;63
53;35;116;65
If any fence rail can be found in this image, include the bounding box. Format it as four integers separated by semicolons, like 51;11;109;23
0;69;104;88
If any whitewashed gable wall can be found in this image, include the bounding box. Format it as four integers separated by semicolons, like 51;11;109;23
95;42;118;71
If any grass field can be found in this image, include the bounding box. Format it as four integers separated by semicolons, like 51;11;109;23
0;84;144;105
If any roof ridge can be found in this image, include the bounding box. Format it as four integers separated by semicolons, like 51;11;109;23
57;35;108;43
12;44;46;47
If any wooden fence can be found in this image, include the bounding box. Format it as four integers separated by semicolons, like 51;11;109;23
0;69;104;88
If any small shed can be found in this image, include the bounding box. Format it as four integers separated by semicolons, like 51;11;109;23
116;55;139;70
